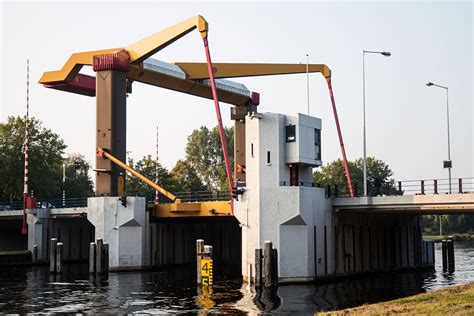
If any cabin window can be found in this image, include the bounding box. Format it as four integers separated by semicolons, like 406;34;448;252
315;128;321;161
286;125;296;142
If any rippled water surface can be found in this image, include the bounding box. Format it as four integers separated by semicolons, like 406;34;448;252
0;241;473;314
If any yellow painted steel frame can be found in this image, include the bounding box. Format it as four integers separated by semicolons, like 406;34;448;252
97;147;179;202
174;62;332;80
39;15;208;84
97;147;232;217
151;200;232;218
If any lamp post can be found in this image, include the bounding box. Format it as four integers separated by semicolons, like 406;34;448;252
62;162;66;207
426;82;452;194
362;50;391;196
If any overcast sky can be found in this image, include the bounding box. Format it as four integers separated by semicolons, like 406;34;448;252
1;1;472;185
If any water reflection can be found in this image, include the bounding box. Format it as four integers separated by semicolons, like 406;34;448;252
0;241;472;314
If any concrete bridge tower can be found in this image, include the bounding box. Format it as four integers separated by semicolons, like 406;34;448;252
234;112;334;283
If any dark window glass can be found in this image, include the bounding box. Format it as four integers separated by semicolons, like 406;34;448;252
315;129;321;161
267;151;271;164
251;143;254;157
286;125;296;142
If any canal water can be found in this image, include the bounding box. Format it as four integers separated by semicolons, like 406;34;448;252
0;241;473;314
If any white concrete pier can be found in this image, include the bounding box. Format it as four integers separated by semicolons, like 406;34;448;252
87;197;150;270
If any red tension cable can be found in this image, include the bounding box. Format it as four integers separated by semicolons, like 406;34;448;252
203;37;234;212
327;78;354;197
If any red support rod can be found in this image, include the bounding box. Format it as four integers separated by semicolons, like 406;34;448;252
203;37;234;212
326;79;354;198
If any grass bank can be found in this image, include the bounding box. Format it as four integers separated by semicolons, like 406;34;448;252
319;282;474;315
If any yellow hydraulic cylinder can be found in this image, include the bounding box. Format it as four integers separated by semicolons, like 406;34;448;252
96;147;179;202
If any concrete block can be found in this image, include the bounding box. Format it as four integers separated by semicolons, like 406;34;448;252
87;196;149;270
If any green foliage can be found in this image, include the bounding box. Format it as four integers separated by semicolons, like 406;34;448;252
422;214;474;235
63;153;94;198
126;155;178;199
125;125;231;200
171;160;206;192
185;126;233;190
126;156;207;201
313;157;395;196
0;116;66;201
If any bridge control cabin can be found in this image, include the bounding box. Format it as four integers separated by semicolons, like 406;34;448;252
234;111;438;283
235;112;331;282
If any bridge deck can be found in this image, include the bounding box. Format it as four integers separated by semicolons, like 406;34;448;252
333;193;474;214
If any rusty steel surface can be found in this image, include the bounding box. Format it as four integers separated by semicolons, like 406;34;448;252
234;120;246;183
95;70;127;196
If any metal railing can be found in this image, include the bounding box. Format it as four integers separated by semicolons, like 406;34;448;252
280;181;317;188
324;177;474;198
174;190;230;202
395;177;474;195
141;190;231;204
1;190;232;211
0;197;89;211
3;178;470;209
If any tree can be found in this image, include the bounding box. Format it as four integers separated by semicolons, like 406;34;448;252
185;126;233;190
171;159;206;192
0;116;66;201
313;157;396;196
126;155;178;201
63;153;94;198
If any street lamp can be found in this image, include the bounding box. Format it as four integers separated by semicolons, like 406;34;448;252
426;81;452;194
362;50;391;196
62;162;66;207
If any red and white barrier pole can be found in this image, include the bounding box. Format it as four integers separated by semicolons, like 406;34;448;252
22;60;30;235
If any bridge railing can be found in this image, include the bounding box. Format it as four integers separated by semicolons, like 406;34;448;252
1;190;232;211
174;190;231;202
321;177;474;198
396;177;474;195
0;197;89;211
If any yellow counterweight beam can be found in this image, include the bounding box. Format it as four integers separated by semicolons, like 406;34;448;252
174;62;332;80
96;147;179;202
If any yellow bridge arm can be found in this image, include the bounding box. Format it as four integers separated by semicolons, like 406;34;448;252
126;15;208;64
96;147;180;203
39;15;208;85
173;62;332;80
39;48;122;84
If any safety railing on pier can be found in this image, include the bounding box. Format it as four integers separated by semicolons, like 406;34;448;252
1;191;231;211
174;190;231;202
279;181;316;188
148;190;231;203
0;197;89;211
3;178;471;210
